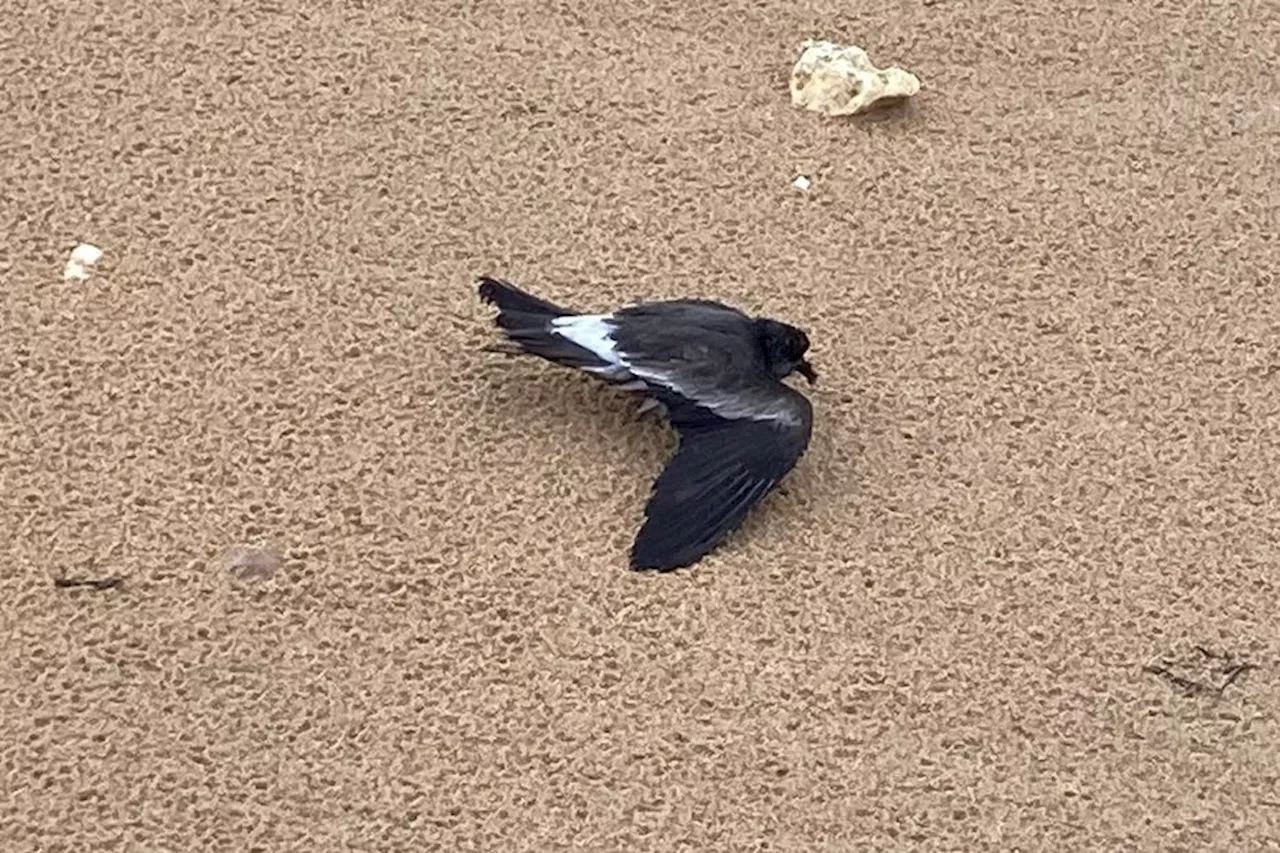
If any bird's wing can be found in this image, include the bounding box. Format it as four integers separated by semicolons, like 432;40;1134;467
628;384;813;572
554;299;814;569
608;301;797;423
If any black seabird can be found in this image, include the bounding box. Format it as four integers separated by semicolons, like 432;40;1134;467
477;275;818;572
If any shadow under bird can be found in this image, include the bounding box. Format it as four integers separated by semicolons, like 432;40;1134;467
476;275;819;573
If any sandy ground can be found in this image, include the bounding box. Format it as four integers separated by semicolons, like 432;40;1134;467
3;1;1279;850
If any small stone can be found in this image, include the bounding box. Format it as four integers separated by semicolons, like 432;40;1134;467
789;39;921;117
792;174;812;192
220;543;283;581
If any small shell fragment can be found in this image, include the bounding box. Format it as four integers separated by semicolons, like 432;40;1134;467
63;243;104;281
792;174;812;192
220;543;284;581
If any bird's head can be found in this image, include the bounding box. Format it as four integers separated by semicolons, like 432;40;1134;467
756;318;818;385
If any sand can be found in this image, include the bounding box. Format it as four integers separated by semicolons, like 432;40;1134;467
3;1;1279;850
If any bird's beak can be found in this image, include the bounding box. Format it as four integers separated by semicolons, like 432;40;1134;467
796;360;818;385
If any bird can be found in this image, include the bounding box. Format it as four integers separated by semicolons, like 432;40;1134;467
476;275;818;573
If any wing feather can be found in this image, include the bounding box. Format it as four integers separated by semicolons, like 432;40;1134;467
610;303;805;426
629;392;813;572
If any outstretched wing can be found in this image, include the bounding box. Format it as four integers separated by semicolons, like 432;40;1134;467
629;386;813;572
541;298;815;569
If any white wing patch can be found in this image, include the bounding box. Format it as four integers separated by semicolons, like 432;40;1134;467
551;314;631;379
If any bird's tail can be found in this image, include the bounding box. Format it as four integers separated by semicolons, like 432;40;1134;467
476;276;610;374
477;276;574;324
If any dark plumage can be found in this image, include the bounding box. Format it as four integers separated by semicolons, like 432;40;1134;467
477;275;818;572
